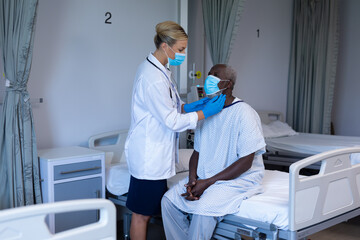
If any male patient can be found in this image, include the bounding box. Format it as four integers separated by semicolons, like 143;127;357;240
161;64;266;240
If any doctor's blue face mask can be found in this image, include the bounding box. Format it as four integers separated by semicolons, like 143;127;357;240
167;44;186;66
204;75;230;98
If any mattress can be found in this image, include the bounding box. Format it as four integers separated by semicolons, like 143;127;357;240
106;163;290;230
266;133;360;155
105;162;131;196
235;170;289;230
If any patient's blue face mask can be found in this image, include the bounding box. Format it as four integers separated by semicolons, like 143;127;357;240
166;44;186;66
204;75;230;98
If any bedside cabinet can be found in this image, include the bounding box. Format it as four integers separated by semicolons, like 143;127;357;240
39;146;105;233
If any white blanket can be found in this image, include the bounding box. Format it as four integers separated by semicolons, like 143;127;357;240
106;164;290;229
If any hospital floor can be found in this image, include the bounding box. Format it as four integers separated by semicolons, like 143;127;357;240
116;220;166;240
116;215;360;240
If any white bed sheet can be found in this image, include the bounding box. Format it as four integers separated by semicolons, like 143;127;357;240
236;170;289;230
106;162;131;196
106;163;290;230
266;133;360;155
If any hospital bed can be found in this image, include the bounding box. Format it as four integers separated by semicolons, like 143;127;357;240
89;130;360;240
0;198;116;240
257;110;360;170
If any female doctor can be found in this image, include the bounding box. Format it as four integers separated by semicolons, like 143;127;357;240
124;21;225;240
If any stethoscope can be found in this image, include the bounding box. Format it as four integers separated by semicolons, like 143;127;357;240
146;57;179;102
146;57;181;141
147;57;243;110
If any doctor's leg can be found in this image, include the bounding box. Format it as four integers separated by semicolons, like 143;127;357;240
130;212;150;240
161;196;190;240
188;214;218;240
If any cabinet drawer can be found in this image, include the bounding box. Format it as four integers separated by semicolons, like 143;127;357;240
54;177;102;233
54;160;101;180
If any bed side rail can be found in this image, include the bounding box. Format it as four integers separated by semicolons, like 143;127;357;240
0;199;116;240
88;129;128;164
289;147;360;231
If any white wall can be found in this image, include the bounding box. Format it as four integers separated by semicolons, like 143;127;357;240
29;0;178;149
228;0;292;116
187;0;207;88
188;0;292;117
332;0;360;136
6;0;358;150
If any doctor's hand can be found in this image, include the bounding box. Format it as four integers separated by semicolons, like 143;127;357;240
201;94;226;119
183;97;210;113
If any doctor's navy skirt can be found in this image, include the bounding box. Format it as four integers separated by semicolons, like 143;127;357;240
126;175;167;216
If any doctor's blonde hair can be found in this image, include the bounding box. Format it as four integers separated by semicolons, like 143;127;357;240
154;21;188;49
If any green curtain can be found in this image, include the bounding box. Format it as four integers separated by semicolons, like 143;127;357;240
287;0;339;134
0;0;41;209
202;0;245;65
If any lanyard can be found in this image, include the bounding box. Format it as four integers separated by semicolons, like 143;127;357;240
223;100;243;109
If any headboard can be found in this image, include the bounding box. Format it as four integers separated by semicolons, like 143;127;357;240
256;110;284;124
88;130;128;165
88;129;194;173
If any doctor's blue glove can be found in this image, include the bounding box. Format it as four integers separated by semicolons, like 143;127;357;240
201;94;226;119
183;97;210;113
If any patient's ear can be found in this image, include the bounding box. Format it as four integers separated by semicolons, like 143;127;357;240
228;80;234;90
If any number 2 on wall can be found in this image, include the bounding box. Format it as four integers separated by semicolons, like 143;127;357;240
105;12;112;24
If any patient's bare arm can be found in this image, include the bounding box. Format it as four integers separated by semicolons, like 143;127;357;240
188;150;199;183
181;150;199;200
189;152;255;199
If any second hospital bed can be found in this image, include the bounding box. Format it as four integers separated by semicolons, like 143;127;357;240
257;110;360;170
89;130;360;240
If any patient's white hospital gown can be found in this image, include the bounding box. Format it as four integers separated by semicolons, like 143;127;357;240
164;98;266;216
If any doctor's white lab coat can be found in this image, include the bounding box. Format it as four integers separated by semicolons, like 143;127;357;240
124;53;198;180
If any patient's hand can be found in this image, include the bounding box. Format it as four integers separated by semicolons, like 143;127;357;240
184;178;197;189
181;179;212;201
181;178;199;201
189;179;211;199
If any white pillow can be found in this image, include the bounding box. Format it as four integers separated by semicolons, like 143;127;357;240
176;149;194;173
262;120;298;139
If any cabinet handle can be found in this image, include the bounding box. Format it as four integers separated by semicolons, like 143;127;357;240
60;166;101;175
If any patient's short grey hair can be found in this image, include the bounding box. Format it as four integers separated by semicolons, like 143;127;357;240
223;64;237;85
